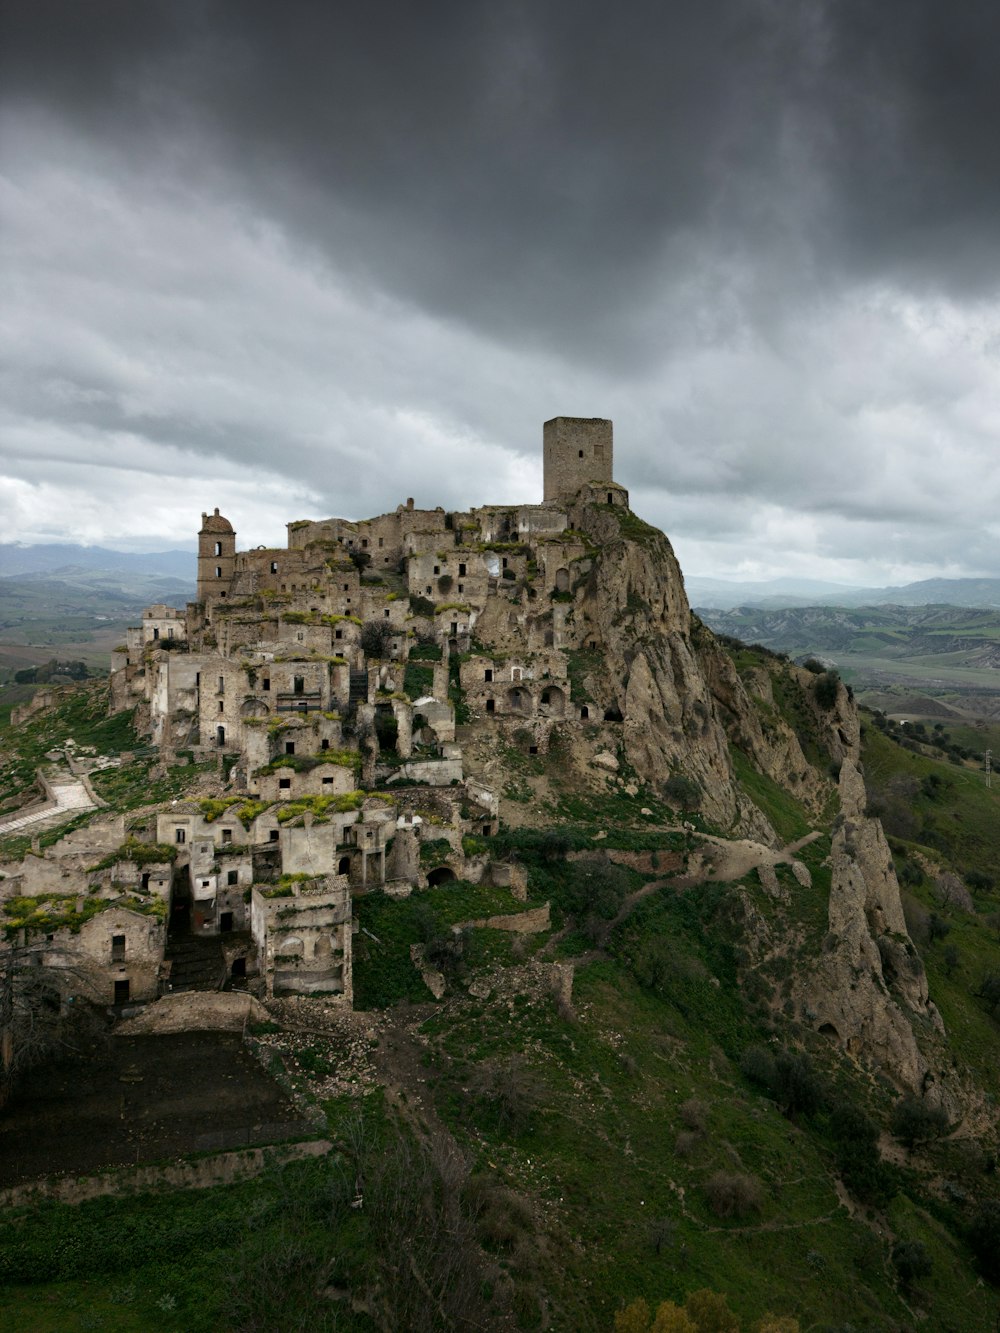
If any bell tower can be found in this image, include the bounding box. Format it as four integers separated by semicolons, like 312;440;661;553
197;508;236;603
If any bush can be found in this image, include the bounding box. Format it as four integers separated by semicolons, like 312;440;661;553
890;1093;949;1151
828;1101;894;1205
702;1170;763;1219
813;670;841;709
361;620;393;658
892;1238;931;1291
664;774;701;810
967;1200;1000;1284
740;1044;824;1118
975;970;1000;1020
678;1097;708;1133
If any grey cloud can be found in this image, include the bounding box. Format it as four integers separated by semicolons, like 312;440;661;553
3;2;1000;582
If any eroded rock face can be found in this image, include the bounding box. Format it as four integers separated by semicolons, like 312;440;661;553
798;759;945;1096
568;505;763;835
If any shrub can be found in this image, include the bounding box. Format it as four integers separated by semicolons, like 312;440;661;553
890;1093;949;1151
664;774;701;810
814;670;840;709
967;1200;1000;1284
892;1238;931;1291
678;1097;708;1133
741;1044;823;1118
702;1170;763;1219
361;620;393;658
975;970;1000;1020
828;1101;894;1205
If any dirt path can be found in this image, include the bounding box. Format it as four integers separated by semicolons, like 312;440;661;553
541;827;825;966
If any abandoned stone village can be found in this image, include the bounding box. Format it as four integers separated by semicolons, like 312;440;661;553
1;417;638;1013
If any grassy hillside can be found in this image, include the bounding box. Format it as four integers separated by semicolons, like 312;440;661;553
1;662;999;1330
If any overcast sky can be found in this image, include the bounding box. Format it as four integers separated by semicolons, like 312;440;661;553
2;1;1000;585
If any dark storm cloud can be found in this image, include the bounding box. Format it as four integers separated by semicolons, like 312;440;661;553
7;0;1000;357
4;1;1000;577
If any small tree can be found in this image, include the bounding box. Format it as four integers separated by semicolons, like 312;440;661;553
892;1238;931;1292
361;620;393;659
814;670;841;710
664;774;701;810
975;970;1000;1020
685;1289;740;1333
967;1199;1000;1284
703;1170;763;1219
890;1093;949;1152
652;1303;696;1333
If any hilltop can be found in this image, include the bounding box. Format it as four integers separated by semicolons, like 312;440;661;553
1;419;998;1332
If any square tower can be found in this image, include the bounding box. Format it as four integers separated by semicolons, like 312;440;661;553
543;417;613;502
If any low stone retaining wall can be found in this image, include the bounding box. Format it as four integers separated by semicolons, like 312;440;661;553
0;1139;332;1210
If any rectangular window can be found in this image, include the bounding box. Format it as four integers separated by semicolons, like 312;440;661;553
335;630;342;639
175;828;186;844
378;537;384;547
270;561;278;573
227;869;238;885
433;565;440;575
269;829;279;842
362;538;368;548
214;541;222;556
218;676;225;693
152;627;159;640
486;698;495;714
215;566;222;578
484;669;493;682
294;675;304;694
167;627;174;638
321;738;330;750
262;677;270;691
111;934;125;962
322;776;333;785
279;777;292;790
221;828;232;843
285;741;295;755
458;563;466;576
114;979;130;1005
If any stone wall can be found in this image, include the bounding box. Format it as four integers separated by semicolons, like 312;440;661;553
543;416;613;502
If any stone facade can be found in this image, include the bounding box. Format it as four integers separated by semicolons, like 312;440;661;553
543;416;613;502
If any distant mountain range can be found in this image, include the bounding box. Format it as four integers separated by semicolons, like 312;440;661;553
686;575;1000;610
0;543;195;582
0;547;196;676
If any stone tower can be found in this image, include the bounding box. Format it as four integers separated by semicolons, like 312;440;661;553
543;417;613;503
197;508;236;603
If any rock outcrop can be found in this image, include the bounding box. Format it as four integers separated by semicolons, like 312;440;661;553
797;758;947;1099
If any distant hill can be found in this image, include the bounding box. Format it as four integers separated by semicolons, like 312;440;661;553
686;574;1000;610
697;601;1000;694
0;543;194;582
0;547;195;680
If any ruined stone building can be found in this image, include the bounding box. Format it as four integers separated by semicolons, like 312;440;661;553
9;419;636;1008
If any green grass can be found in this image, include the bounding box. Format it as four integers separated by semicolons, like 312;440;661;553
730;747;813;843
352;881;530;1008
